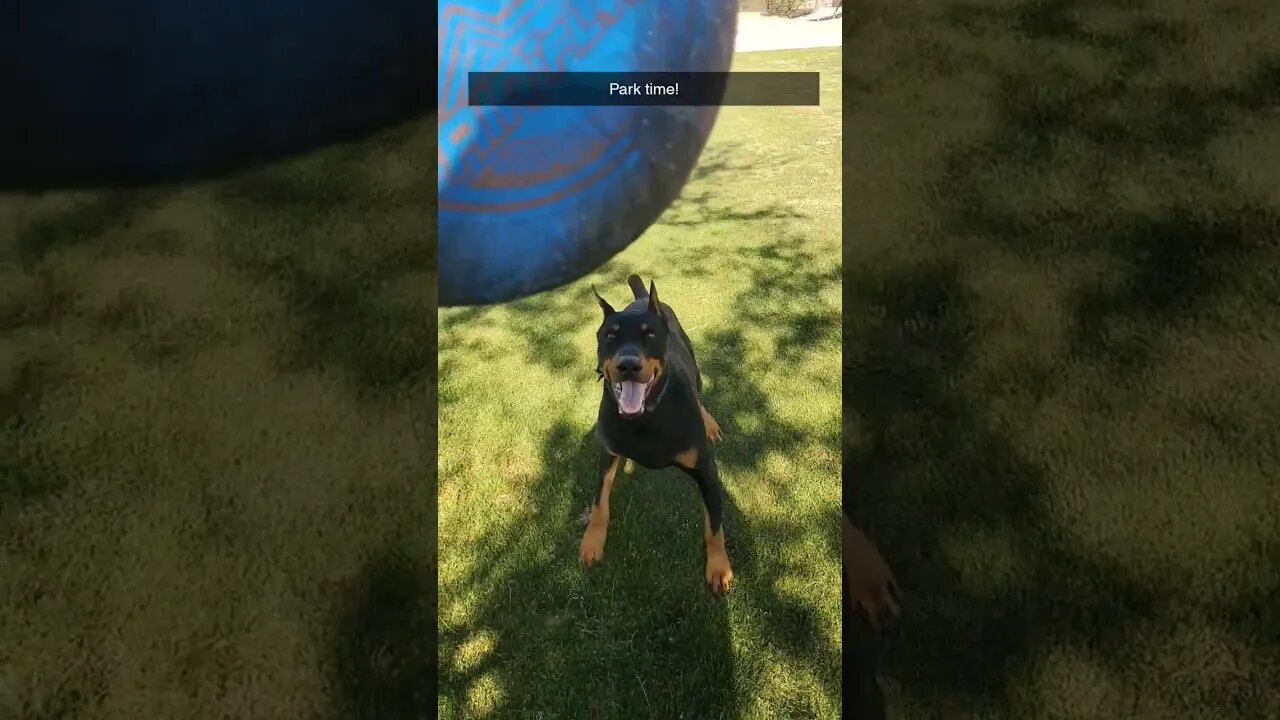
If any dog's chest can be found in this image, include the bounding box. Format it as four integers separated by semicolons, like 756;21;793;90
602;420;687;469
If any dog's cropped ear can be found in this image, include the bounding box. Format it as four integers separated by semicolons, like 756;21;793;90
594;287;615;318
647;281;661;317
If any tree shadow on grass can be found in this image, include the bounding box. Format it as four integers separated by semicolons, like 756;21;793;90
328;549;436;720
1;190;179;517
7;123;438;403
686;237;844;709
437;421;740;718
698;322;843;708
0;353;72;509
844;260;1168;711
653;142;810;232
6;190;176;269
846;253;1279;716
845;1;1280;715
2;120;441;718
731;237;843;365
210;123;437;400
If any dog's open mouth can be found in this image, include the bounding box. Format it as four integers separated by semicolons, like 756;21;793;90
612;376;657;417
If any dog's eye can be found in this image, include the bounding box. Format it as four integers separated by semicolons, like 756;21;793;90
645;329;656;338
605;332;616;343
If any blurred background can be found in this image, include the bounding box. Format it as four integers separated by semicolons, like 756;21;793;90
1;124;437;718
843;1;1280;717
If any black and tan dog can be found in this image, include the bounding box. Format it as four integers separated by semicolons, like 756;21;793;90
580;274;733;596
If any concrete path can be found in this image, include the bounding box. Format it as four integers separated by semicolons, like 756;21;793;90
734;11;843;53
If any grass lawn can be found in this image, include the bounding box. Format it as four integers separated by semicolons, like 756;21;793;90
1;121;437;714
437;49;843;719
845;1;1280;717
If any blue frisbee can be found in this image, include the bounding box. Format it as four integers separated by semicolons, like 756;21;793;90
438;0;737;306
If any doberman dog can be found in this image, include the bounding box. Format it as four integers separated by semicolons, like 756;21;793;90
580;274;733;596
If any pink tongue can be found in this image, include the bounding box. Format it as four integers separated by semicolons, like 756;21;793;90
618;381;646;414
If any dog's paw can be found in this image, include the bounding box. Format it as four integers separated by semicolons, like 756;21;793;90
705;556;734;597
701;408;723;445
579;525;606;567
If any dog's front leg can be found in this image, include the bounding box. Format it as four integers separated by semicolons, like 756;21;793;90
580;449;620;566
676;447;733;596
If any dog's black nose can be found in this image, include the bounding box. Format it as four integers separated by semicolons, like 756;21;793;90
616;355;643;377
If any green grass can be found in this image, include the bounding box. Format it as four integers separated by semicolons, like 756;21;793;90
437;49;843;719
844;1;1280;717
0;124;437;715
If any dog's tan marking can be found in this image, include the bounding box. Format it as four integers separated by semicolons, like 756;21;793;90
601;357;619;383
641;357;663;383
699;403;722;444
674;447;699;469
